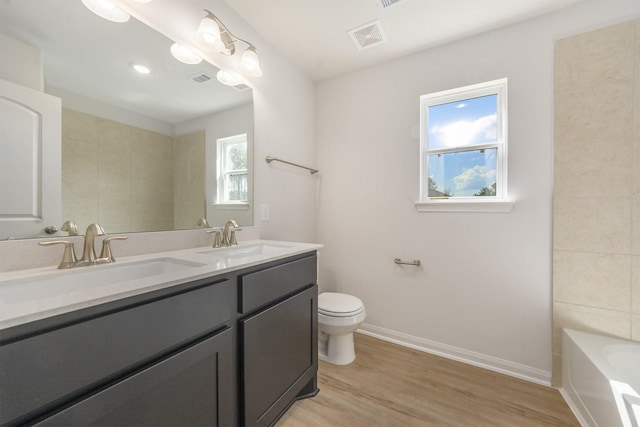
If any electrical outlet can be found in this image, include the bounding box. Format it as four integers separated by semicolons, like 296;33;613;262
261;204;270;221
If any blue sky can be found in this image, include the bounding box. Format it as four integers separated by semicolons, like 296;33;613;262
427;95;497;196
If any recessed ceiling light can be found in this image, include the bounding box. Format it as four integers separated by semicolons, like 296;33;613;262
132;64;151;74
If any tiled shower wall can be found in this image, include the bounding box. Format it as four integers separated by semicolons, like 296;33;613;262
552;19;640;385
62;109;205;234
173;131;206;230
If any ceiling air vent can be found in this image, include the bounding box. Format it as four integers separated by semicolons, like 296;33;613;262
376;0;405;8
191;72;213;83
233;83;251;92
347;20;387;51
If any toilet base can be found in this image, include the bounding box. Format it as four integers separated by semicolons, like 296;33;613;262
318;331;356;365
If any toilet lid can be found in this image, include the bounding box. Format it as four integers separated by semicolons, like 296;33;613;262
318;292;364;316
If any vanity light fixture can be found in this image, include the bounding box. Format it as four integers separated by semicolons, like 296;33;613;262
81;0;130;23
170;43;203;65
216;69;243;86
198;10;263;78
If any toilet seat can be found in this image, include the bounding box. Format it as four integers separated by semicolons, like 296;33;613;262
318;292;364;317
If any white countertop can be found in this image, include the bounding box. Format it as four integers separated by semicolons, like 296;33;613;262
0;240;322;331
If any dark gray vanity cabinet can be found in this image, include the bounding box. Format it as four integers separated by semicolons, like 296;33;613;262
0;277;236;427
0;251;319;427
239;255;319;427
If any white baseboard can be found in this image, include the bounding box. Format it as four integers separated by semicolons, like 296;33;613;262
357;323;552;387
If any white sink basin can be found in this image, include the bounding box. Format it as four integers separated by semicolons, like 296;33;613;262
0;258;205;303
197;242;294;259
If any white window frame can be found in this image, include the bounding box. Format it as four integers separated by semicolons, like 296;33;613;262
216;134;248;205
416;78;514;213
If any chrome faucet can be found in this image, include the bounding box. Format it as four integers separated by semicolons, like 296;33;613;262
80;223;106;264
222;219;241;246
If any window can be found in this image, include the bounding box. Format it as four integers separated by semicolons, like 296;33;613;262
216;134;248;203
417;78;513;212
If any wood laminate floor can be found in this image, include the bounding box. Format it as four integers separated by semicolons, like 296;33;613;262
277;333;579;427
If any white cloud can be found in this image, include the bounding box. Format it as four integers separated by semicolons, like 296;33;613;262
430;113;496;148
453;165;496;196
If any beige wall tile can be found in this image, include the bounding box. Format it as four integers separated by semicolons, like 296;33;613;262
61;110;177;234
553;18;640;381
173;202;203;230
551;353;563;387
554;251;631;310
62;109;98;142
63;137;98;179
158;173;174;203
635;131;640;197
132;199;158;228
555;80;634;148
553;133;633;196
553;302;631;353
63;197;97;233
158;201;174;229
554;20;636;90
634;198;640;254
132;174;159;202
634;256;640;313
173;132;205;229
131;149;158;178
553;196;632;253
98;119;131;151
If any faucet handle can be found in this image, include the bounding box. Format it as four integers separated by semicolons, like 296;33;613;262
99;236;128;262
207;228;222;248
39;240;78;269
61;220;79;236
197;218;210;228
229;228;242;246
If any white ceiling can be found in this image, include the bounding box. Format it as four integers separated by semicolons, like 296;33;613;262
224;0;586;81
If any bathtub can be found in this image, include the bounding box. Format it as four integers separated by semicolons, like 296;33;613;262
561;329;640;427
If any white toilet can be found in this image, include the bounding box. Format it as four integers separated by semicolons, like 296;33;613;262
318;292;366;365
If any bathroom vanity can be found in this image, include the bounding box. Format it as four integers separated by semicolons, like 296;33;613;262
0;241;320;426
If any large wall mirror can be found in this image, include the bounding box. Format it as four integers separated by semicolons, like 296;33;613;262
0;0;254;240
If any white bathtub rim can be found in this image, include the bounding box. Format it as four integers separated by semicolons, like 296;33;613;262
561;328;640;427
564;329;640;392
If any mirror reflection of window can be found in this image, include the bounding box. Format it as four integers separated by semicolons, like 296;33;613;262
217;134;248;203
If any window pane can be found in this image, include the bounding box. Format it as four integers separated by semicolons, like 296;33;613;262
428;94;497;150
225;172;247;201
427;148;497;197
224;141;247;171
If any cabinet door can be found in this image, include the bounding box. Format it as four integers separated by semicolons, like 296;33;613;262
241;285;318;426
0;279;233;426
35;329;234;427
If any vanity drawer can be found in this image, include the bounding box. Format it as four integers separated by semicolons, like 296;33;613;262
34;328;234;427
0;278;232;426
239;254;317;314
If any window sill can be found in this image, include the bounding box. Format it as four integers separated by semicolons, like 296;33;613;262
415;199;515;213
211;203;250;211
